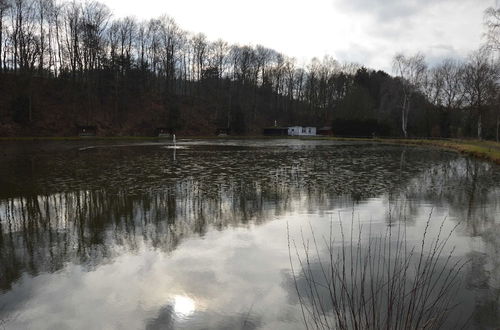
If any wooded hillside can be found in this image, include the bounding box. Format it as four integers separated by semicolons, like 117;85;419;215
1;0;499;139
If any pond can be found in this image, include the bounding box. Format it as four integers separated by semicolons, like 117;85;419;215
0;139;499;329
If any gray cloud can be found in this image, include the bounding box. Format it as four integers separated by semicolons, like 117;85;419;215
335;0;474;22
330;0;493;71
425;45;462;67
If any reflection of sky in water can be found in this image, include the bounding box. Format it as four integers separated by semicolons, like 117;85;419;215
173;295;196;318
0;221;308;329
0;140;499;329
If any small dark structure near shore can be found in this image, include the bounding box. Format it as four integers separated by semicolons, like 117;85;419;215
156;127;171;138
216;128;231;136
317;126;333;136
263;127;288;136
77;125;97;137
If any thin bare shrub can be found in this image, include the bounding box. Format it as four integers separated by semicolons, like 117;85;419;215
288;213;469;330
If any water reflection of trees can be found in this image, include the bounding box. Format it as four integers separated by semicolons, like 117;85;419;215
396;156;500;329
399;157;500;225
0;179;298;291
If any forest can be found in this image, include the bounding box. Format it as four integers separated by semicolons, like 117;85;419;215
0;0;500;139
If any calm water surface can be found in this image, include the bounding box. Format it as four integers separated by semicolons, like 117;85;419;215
0;139;499;329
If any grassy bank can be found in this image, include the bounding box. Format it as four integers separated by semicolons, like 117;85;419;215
397;139;500;165
311;136;500;165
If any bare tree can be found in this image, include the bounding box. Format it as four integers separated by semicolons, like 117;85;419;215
0;0;11;71
36;0;47;74
80;1;110;72
118;16;136;65
484;6;500;52
435;58;465;110
191;32;207;82
484;7;500;141
392;53;427;138
158;15;180;92
255;45;272;87
51;0;63;75
9;0;41;72
206;39;227;78
421;66;443;107
134;20;147;70
462;49;499;139
62;0;82;77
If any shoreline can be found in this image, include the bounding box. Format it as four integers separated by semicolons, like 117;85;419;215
1;135;499;165
310;136;500;165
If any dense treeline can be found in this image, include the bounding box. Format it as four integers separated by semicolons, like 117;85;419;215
0;0;499;138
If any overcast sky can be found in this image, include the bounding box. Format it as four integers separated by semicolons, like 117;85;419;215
99;0;494;72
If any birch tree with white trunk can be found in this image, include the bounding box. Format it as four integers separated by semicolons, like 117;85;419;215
392;53;427;138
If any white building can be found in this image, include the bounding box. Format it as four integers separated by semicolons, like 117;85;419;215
288;126;316;136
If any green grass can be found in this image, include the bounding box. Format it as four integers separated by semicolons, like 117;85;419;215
374;138;500;165
309;136;500;165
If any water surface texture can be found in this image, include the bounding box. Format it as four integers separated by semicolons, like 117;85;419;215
0;139;499;329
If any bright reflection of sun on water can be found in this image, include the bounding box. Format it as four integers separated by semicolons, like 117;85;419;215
173;295;196;318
